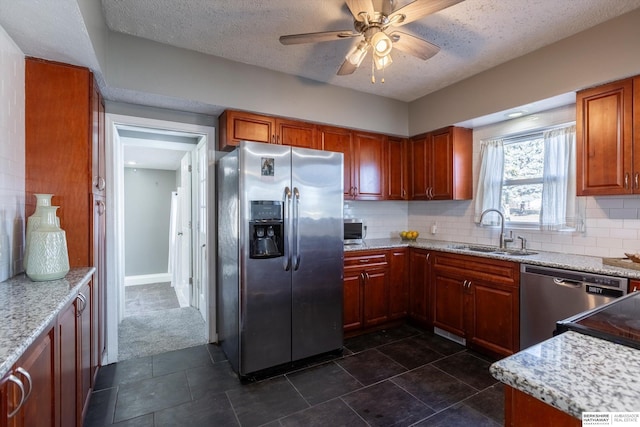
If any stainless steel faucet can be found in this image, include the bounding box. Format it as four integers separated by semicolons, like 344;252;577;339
479;208;513;249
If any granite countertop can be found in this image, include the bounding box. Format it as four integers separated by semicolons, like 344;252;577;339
490;331;640;417
0;268;95;378
345;238;640;280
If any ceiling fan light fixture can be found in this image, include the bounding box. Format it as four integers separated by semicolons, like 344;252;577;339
346;41;369;66
371;32;392;56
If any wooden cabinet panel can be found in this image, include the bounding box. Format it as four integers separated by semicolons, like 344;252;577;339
409;127;472;200
320;126;353;199
409;249;431;327
505;385;580;427
388;249;408;319
218;110;275;150
343;250;391;334
343;269;364;333
576;78;634;195
386;137;408;200
218;110;319;150
92;196;106;384
8;325;56;427
58;297;78;427
78;282;93;423
26;58;95;268
91;80;106;196
277;119;318;149
467;281;518;357
362;267;389;327
432;271;466;337
432;251;519;357
353;132;386;200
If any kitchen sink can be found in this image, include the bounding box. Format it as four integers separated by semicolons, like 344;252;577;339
448;244;538;256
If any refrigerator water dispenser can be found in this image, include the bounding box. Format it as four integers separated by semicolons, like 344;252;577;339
249;200;283;258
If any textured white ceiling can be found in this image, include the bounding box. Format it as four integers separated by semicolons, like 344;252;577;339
100;0;640;102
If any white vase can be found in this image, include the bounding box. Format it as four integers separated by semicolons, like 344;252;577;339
25;206;70;281
24;193;57;270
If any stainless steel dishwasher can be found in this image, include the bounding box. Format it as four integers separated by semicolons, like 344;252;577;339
520;264;628;349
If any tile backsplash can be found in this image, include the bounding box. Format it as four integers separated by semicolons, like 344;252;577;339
0;26;25;281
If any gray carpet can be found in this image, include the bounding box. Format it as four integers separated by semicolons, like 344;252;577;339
119;283;206;361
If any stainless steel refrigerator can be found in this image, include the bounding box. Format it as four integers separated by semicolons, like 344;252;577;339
217;141;344;377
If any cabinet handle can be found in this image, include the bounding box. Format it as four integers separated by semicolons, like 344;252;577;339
95;176;106;191
97;199;105;216
76;293;87;316
401;189;406;198
462;280;468;289
635;173;639;190
15;367;32;401
7;374;25;418
359;259;370;263
625;173;630;190
426;253;430;261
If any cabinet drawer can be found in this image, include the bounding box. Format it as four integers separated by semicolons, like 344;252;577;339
433;252;519;287
344;251;388;267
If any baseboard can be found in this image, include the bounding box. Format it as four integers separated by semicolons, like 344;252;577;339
124;273;172;287
434;326;467;346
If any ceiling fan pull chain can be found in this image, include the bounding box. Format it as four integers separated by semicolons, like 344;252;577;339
371;55;375;84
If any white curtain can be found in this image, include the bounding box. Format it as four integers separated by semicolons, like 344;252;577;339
541;125;586;231
474;139;504;224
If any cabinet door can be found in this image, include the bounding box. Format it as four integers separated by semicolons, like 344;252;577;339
576;78;634;195
321;126;353;199
409;135;429;199
386;137;408;200
409;249;431;327
432;269;466;337
467;280;519;357
9;325;56;427
276;119;318;149
362;266;390;328
388;249;408;319
78;282;93;423
219;110;275;150
353;132;386;200
634;77;640;191
58;298;78;427
430;129;454;200
91;80;106;196
92;197;106;384
343;267;363;332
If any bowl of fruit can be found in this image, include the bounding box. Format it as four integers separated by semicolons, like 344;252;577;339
400;230;419;241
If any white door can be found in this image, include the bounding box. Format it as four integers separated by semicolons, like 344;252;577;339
193;138;209;323
178;153;192;306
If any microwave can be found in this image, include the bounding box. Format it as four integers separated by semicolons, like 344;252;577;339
344;219;365;245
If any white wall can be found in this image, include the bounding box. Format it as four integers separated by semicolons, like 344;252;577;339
0;25;25;281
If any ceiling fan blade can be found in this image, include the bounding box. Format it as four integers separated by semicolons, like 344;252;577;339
345;0;375;22
388;31;440;60
388;0;464;26
280;30;358;45
337;57;360;75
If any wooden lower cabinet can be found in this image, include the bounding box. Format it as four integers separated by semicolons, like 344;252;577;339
343;250;392;333
6;324;56;427
408;248;432;328
58;294;79;427
432;252;520;357
505;385;580;427
388;249;409;319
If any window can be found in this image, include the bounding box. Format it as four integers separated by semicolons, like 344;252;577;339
475;123;584;231
502;133;544;225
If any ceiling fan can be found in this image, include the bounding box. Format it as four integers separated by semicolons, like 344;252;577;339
279;0;464;80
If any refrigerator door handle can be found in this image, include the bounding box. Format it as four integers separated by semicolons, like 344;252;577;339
283;186;292;271
293;187;301;271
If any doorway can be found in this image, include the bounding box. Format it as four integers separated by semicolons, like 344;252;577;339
105;114;215;364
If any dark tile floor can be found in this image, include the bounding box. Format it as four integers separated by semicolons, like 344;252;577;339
84;324;504;427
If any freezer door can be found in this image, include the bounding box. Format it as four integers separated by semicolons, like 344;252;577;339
291;147;344;361
239;141;293;374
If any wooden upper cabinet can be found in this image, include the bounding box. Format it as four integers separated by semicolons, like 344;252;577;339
352;131;386;200
387;137;408;200
91;80;106;196
218;110;318;150
276;119;318;149
320;126;353;199
25;58;97;267
576;78;635;195
410;126;472;201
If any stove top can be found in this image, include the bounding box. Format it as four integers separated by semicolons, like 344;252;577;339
556;291;640;350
